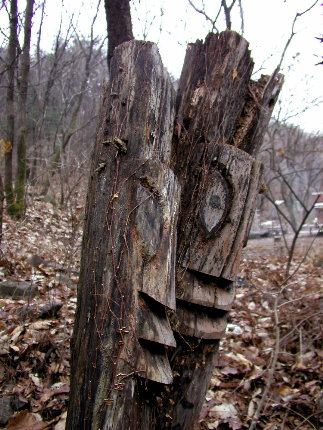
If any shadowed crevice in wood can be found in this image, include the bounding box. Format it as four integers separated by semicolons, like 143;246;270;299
137;292;176;348
137;339;173;384
233;73;284;156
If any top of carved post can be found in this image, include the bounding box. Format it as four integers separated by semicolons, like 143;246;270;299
175;31;254;147
98;40;176;165
174;31;283;162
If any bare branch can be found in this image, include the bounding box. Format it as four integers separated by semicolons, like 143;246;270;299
187;0;219;32
284;194;320;276
265;190;296;232
277;0;320;72
221;0;237;30
238;0;244;35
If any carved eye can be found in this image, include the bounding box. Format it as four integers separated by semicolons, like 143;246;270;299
200;170;232;238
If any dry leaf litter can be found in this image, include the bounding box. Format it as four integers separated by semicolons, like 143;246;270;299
0;198;322;429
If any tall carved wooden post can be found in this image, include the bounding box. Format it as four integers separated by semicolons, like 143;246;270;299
66;41;180;429
165;31;283;428
66;31;282;430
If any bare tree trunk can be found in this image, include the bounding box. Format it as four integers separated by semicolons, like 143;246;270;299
0;173;4;246
15;0;34;217
67;32;282;430
29;0;46;183
221;0;237;30
5;0;19;215
104;0;133;66
31;15;71;184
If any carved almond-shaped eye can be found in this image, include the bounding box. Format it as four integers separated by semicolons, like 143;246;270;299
200;170;232;238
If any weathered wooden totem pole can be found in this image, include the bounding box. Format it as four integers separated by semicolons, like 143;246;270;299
66;31;283;430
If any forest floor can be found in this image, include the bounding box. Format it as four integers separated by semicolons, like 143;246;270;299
0;198;322;429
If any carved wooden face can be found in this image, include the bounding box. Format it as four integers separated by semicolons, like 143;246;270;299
183;144;263;282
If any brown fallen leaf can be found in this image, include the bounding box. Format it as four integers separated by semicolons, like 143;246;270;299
7;410;50;430
53;411;67;430
209;403;242;429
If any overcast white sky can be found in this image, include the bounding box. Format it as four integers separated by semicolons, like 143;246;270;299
1;0;322;133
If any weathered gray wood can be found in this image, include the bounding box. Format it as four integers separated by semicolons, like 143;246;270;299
180;143;263;281
66;40;179;430
222;158;264;278
105;41;175;163
175;31;254;147
135;162;180;309
136;340;173;384
176;301;227;339
176;270;235;310
67;31;283;430
164;31;283;429
138;294;176;347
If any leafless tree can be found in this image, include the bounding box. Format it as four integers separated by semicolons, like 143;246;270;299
15;0;35;217
4;0;19;215
261;122;323;276
40;2;106;197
